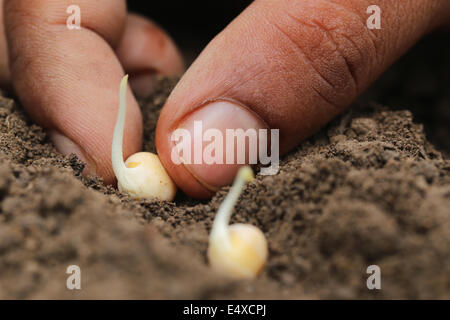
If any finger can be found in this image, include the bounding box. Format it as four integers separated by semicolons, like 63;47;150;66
116;13;184;98
156;0;450;198
4;0;142;185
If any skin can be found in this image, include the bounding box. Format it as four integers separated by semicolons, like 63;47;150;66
0;0;449;197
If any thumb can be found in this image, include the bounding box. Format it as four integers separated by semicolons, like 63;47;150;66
156;0;450;198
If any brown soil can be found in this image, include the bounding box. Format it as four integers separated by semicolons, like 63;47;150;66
0;72;448;299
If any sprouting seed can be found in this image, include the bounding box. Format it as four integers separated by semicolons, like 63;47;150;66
112;75;177;201
208;166;268;279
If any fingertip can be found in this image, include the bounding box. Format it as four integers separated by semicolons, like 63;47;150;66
128;72;157;98
49;130;97;177
116;13;184;97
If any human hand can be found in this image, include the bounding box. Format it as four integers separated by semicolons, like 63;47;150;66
1;0;183;184
2;1;448;198
155;0;450;197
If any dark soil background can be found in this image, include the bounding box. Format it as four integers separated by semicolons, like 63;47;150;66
0;3;449;299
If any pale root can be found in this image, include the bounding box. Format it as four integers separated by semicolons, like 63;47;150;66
112;75;177;201
208;166;268;279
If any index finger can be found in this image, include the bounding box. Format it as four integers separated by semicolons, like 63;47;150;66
4;0;143;184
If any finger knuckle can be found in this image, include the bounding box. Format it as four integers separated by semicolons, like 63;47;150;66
266;0;380;107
